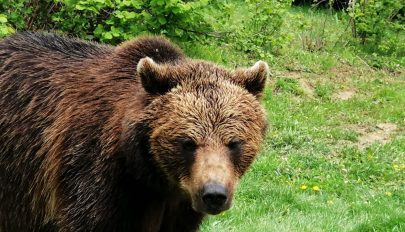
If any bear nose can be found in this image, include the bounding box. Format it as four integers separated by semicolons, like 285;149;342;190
202;183;228;211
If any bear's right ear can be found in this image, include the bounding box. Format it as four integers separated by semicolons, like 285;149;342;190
137;57;177;95
232;61;269;98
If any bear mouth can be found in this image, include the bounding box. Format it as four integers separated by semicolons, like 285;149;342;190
191;198;231;215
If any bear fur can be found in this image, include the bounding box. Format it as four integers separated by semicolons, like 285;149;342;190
0;32;268;232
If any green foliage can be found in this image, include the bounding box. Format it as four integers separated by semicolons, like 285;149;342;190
1;0;404;70
348;0;405;57
0;0;293;56
0;0;28;37
0;0;213;43
212;0;293;58
0;13;14;37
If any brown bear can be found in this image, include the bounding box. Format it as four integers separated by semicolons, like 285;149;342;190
0;32;268;232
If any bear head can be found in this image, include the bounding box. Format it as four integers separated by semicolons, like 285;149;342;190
126;57;268;215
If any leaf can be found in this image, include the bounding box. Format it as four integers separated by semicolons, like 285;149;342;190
131;0;143;9
94;24;104;35
0;14;8;23
115;11;124;19
103;32;113;40
110;26;120;37
158;16;167;25
174;28;183;36
125;12;137;19
155;0;165;6
75;4;85;11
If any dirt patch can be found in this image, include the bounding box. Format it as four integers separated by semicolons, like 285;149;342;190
347;123;398;149
283;71;302;79
298;79;315;98
333;90;355;101
329;64;358;81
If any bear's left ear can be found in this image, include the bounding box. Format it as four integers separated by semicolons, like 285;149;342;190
232;61;269;98
137;57;178;95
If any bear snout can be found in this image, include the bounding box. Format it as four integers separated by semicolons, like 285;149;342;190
190;182;233;215
201;182;229;214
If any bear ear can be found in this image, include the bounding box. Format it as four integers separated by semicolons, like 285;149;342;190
137;57;177;95
232;61;269;98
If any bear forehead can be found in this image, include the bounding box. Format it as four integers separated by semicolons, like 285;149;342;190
169;80;258;112
155;85;264;133
182;61;230;77
159;60;233;82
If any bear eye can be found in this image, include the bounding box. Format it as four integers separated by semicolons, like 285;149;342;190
181;139;197;152
227;138;242;151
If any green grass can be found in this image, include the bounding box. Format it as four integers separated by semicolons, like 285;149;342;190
180;5;405;232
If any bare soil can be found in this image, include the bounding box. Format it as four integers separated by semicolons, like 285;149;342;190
333;90;356;101
347;123;398;149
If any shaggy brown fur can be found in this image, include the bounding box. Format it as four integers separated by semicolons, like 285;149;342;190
0;32;268;232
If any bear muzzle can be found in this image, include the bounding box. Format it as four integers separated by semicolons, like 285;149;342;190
192;182;233;215
184;147;238;214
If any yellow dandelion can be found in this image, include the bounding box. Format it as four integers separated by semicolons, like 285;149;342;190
393;164;399;170
312;186;320;192
300;185;308;190
327;200;334;205
385;192;392;197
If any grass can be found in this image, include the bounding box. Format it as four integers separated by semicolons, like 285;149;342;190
180;5;405;232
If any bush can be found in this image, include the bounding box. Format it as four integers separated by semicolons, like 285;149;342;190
0;13;14;37
0;0;213;43
348;0;404;57
211;0;293;58
0;0;294;58
1;0;295;61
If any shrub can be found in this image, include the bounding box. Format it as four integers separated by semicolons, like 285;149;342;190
0;0;213;43
217;0;293;57
1;0;294;57
0;13;14;37
348;0;404;57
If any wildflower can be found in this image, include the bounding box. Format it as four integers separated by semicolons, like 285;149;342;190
300;185;308;190
312;186;320;192
327;200;334;205
385;192;392;197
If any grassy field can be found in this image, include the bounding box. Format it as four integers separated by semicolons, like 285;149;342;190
181;6;405;232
